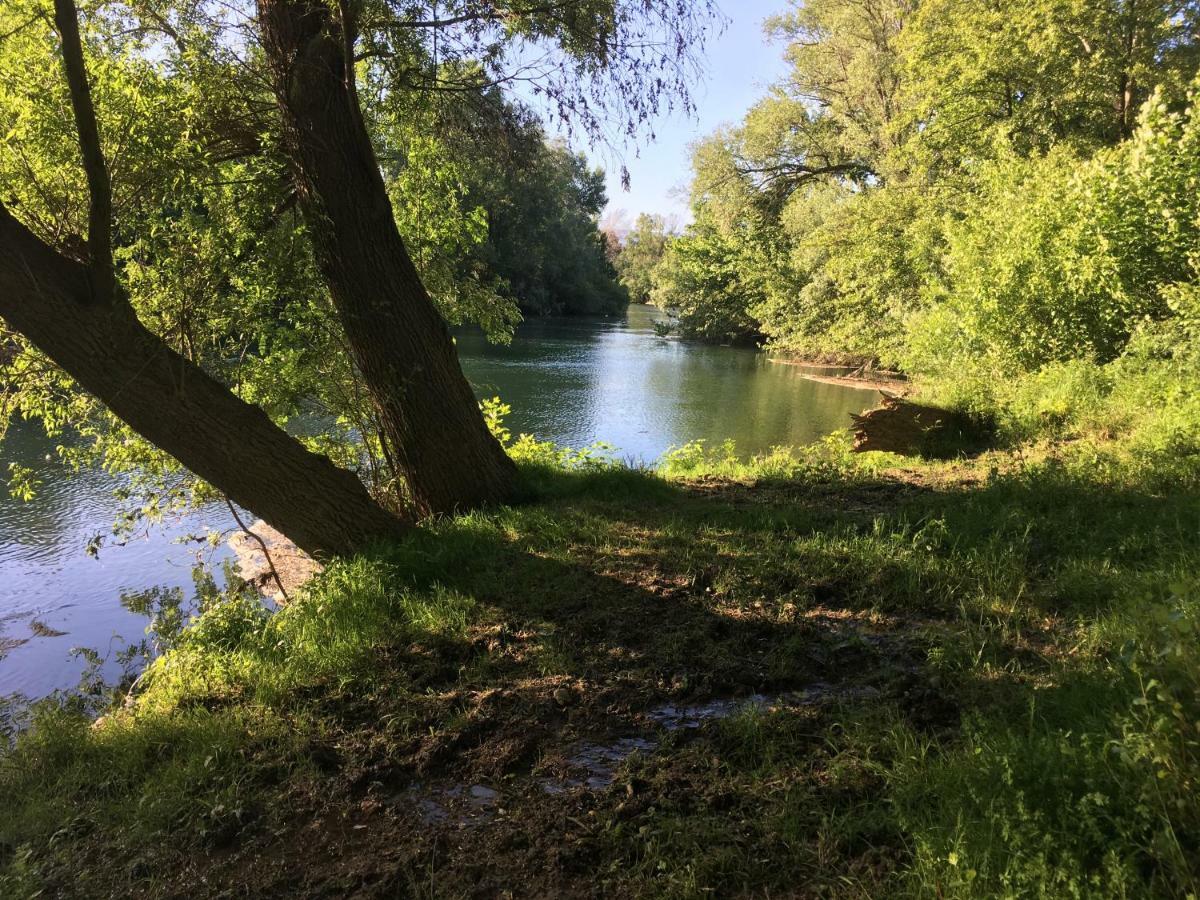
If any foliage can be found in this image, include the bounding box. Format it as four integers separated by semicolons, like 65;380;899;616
483;395;621;476
2;0;1200;893
907;85;1200;378
646;0;1199;456
372;80;519;339
650;215;766;344
893;584;1200;898
760;182;947;364
900;0;1200;167
0;0;632;517
473;137;628;316
658;433;867;480
614;213;671;303
761;0;908;184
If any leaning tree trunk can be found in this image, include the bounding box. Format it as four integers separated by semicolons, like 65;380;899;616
257;0;519;520
0;204;407;559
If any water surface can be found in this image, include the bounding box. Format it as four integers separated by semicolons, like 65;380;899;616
0;422;232;700
455;304;878;461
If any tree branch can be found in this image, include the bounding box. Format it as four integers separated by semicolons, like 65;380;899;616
52;0;115;302
377;1;566;30
225;496;291;603
736;159;872;194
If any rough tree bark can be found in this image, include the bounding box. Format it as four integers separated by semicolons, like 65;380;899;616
257;0;520;520
0;207;407;558
0;0;408;559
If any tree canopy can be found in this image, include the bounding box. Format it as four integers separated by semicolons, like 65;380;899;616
0;0;713;543
645;0;1200;396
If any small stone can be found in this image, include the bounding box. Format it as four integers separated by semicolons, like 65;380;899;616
553;687;575;706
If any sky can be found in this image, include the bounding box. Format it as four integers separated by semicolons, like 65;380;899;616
593;0;793;230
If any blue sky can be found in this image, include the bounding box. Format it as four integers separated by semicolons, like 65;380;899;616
595;0;793;229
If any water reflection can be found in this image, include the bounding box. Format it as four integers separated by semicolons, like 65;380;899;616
456;304;879;462
0;421;234;699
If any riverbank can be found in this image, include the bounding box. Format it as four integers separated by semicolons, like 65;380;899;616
2;429;1197;898
0;307;878;700
768;357;911;394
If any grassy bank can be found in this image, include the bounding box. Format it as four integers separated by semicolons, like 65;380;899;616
2;426;1198;897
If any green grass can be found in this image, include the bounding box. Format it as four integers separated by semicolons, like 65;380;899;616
2;427;1198;897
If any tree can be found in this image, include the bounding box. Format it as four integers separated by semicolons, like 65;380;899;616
649;0;1200;387
651;211;766;345
731;0;910;200
258;0;713;515
467;128;628;317
257;0;519;519
900;0;1200;166
3;0;715;542
647;0;921;353
615;214;671;304
906;83;1200;377
372;80;522;341
0;0;406;559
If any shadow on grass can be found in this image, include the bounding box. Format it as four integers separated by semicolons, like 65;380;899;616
3;456;1197;897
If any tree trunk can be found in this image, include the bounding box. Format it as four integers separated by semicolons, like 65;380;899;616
0;204;407;559
1116;0;1139;138
257;0;519;520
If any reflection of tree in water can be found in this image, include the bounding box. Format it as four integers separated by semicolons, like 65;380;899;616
457;311;878;463
2;556;261;738
0;635;28;658
0;418;247;700
635;348;878;458
0;573;196;731
119;560;253;656
46;561;259;714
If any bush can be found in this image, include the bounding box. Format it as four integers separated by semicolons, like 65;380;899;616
907;80;1200;389
758;182;947;365
893;587;1200;898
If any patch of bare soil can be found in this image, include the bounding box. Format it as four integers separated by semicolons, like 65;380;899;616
229;520;323;602
118;615;940;897
852;395;995;458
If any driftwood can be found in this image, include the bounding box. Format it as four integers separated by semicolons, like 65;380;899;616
771;358;910;393
851;394;993;458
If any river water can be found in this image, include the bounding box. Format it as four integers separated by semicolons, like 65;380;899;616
0;305;879;700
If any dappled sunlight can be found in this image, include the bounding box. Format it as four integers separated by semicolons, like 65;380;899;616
2;0;1199;893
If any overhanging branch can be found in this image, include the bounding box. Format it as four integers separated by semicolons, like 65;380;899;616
52;0;115;302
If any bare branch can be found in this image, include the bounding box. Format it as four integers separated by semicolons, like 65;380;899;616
225;496;291;603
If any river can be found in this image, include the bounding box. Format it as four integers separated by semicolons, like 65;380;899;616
0;305;879;700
